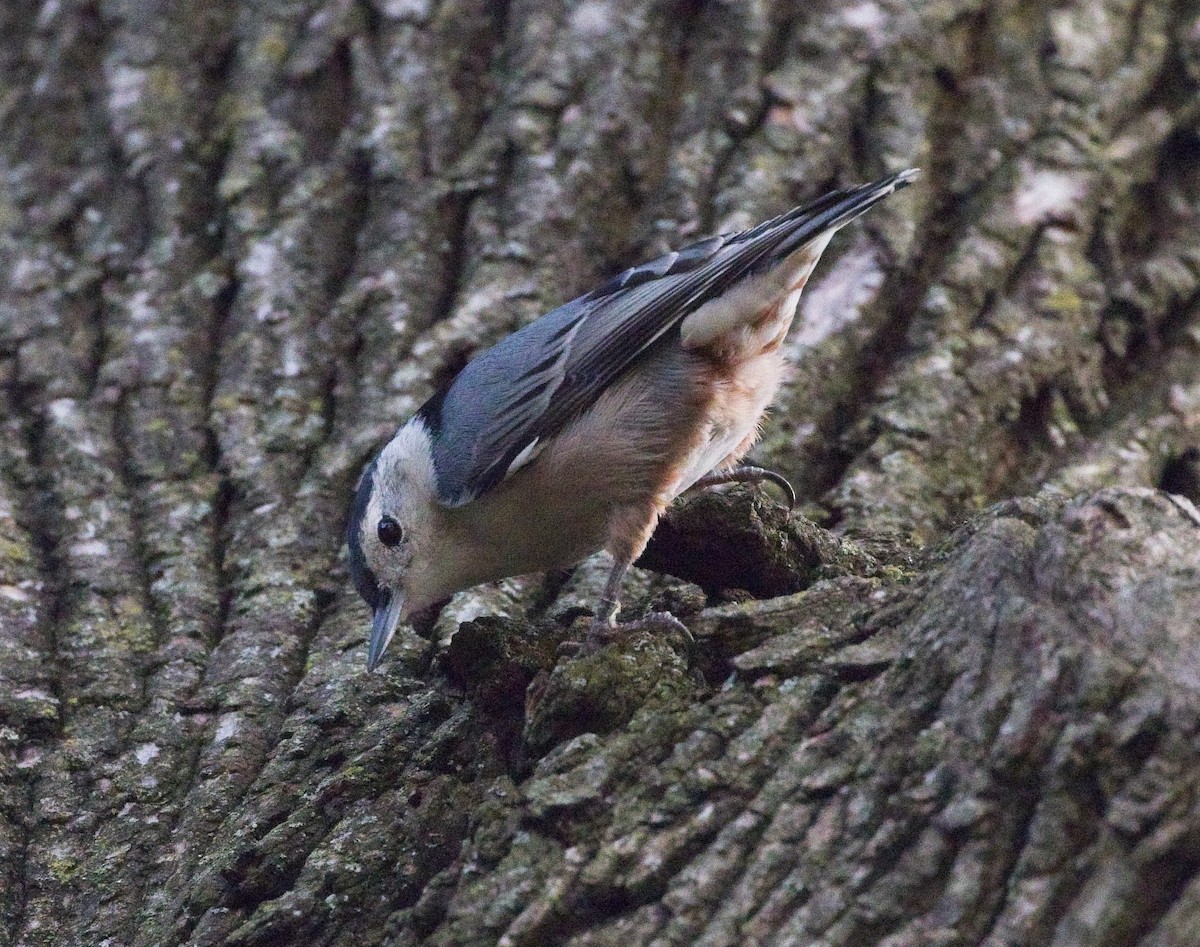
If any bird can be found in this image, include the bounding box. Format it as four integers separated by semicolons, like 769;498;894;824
348;168;918;670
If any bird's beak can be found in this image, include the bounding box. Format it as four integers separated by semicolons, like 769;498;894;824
367;590;405;672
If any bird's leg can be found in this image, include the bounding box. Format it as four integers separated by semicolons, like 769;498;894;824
693;465;796;510
557;557;632;657
559;501;691;656
591;556;628;633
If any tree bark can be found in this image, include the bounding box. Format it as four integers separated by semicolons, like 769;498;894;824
1;1;1199;945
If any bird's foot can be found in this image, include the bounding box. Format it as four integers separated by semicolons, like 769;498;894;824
558;610;692;657
693;465;796;510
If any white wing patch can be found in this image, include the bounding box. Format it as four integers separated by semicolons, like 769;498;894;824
504;437;544;478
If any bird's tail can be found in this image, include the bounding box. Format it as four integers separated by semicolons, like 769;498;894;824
749;168;919;271
677;169;917;353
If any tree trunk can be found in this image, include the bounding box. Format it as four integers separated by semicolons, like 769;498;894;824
2;1;1199;945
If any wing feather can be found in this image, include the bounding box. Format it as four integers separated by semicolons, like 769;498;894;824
420;170;917;506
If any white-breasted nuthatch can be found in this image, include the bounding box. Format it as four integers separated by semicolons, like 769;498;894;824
348;169;918;670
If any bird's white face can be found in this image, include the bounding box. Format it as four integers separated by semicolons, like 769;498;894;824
346;421;438;670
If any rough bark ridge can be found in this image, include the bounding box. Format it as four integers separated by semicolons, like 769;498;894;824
1;1;1199;945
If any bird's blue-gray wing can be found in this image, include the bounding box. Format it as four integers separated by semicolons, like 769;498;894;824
420;171;917;506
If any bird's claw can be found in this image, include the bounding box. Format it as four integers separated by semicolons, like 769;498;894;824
557;611;691;658
694;465;796;511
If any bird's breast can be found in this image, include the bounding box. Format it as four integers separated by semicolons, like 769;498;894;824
669;345;787;496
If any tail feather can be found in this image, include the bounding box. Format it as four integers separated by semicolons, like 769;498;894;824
679;169;917;351
750;168;919;273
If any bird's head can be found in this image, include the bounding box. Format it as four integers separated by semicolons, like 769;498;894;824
346;422;437;671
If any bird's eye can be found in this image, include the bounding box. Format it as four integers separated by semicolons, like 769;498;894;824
377;516;404;548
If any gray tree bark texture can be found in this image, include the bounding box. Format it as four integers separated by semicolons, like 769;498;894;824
2;0;1200;945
